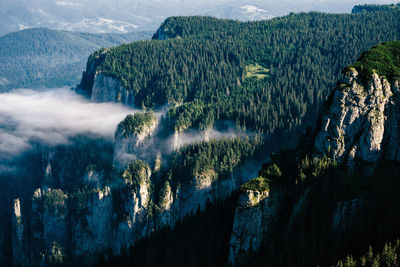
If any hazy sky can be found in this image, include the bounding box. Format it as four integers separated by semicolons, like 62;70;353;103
1;0;398;35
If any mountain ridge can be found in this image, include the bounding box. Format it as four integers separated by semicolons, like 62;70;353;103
0;28;152;91
4;6;400;266
229;40;400;265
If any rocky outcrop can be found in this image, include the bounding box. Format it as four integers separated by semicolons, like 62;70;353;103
229;186;283;264
77;48;135;107
30;188;69;266
12;134;254;265
12;199;27;267
71;187;113;261
113;112;159;168
315;69;400;170
112;162;152;254
91;73;134;105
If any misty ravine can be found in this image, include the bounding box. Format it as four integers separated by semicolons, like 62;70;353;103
0;87;257;266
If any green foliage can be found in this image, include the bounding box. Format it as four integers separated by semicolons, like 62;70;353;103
152;16;241;40
50;136;114;192
240;176;270;193
259;163;282;179
122;160;151;189
47;242;65;265
240;155;400;267
352;4;400;14
336;240;400;267
166;102;212;131
42;189;68;214
245;63;270;79
298;154;337;182
118;111;156;137
347;41;400;82
168;136;262;188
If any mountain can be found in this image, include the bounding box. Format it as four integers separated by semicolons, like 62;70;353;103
228;40;400;266
315;41;400;170
3;4;400;267
352;3;400;13
0;0;396;36
0;28;152;90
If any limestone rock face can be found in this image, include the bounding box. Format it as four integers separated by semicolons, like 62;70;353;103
30;188;69;266
12;158;252;265
178;170;216;216
172;129;212;151
113;164;152;254
315;70;400;169
12;199;27;267
71;187;113;261
77;48;135;107
113;113;159;168
158;182;175;226
229;187;282;265
91;73;134;106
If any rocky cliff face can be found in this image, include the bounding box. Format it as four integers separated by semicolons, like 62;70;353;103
113;112;159;168
71;187;113;261
227;42;400;265
29;188;69;266
91;73;134;105
77;48;135;107
11;144;247;266
12;199;26;267
112;162;152;254
228;186;283;264
315;69;400;171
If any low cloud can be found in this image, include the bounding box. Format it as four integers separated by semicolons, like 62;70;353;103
113;120;253;169
0;88;135;158
171;126;251;151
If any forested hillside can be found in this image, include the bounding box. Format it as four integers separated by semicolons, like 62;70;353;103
4;5;400;266
80;9;400;139
96;40;400;266
234;40;400;266
352;3;400;13
73;7;400;267
0;28;152;90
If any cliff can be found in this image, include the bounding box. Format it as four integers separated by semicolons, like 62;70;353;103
11;139;252;265
228;178;283;264
113;111;159;168
77;48;135;107
12;199;26;267
228;41;400;265
315;41;400;171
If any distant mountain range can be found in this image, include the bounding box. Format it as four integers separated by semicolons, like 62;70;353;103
0;28;152;90
0;0;396;36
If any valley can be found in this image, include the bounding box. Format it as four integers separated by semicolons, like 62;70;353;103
1;3;400;267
